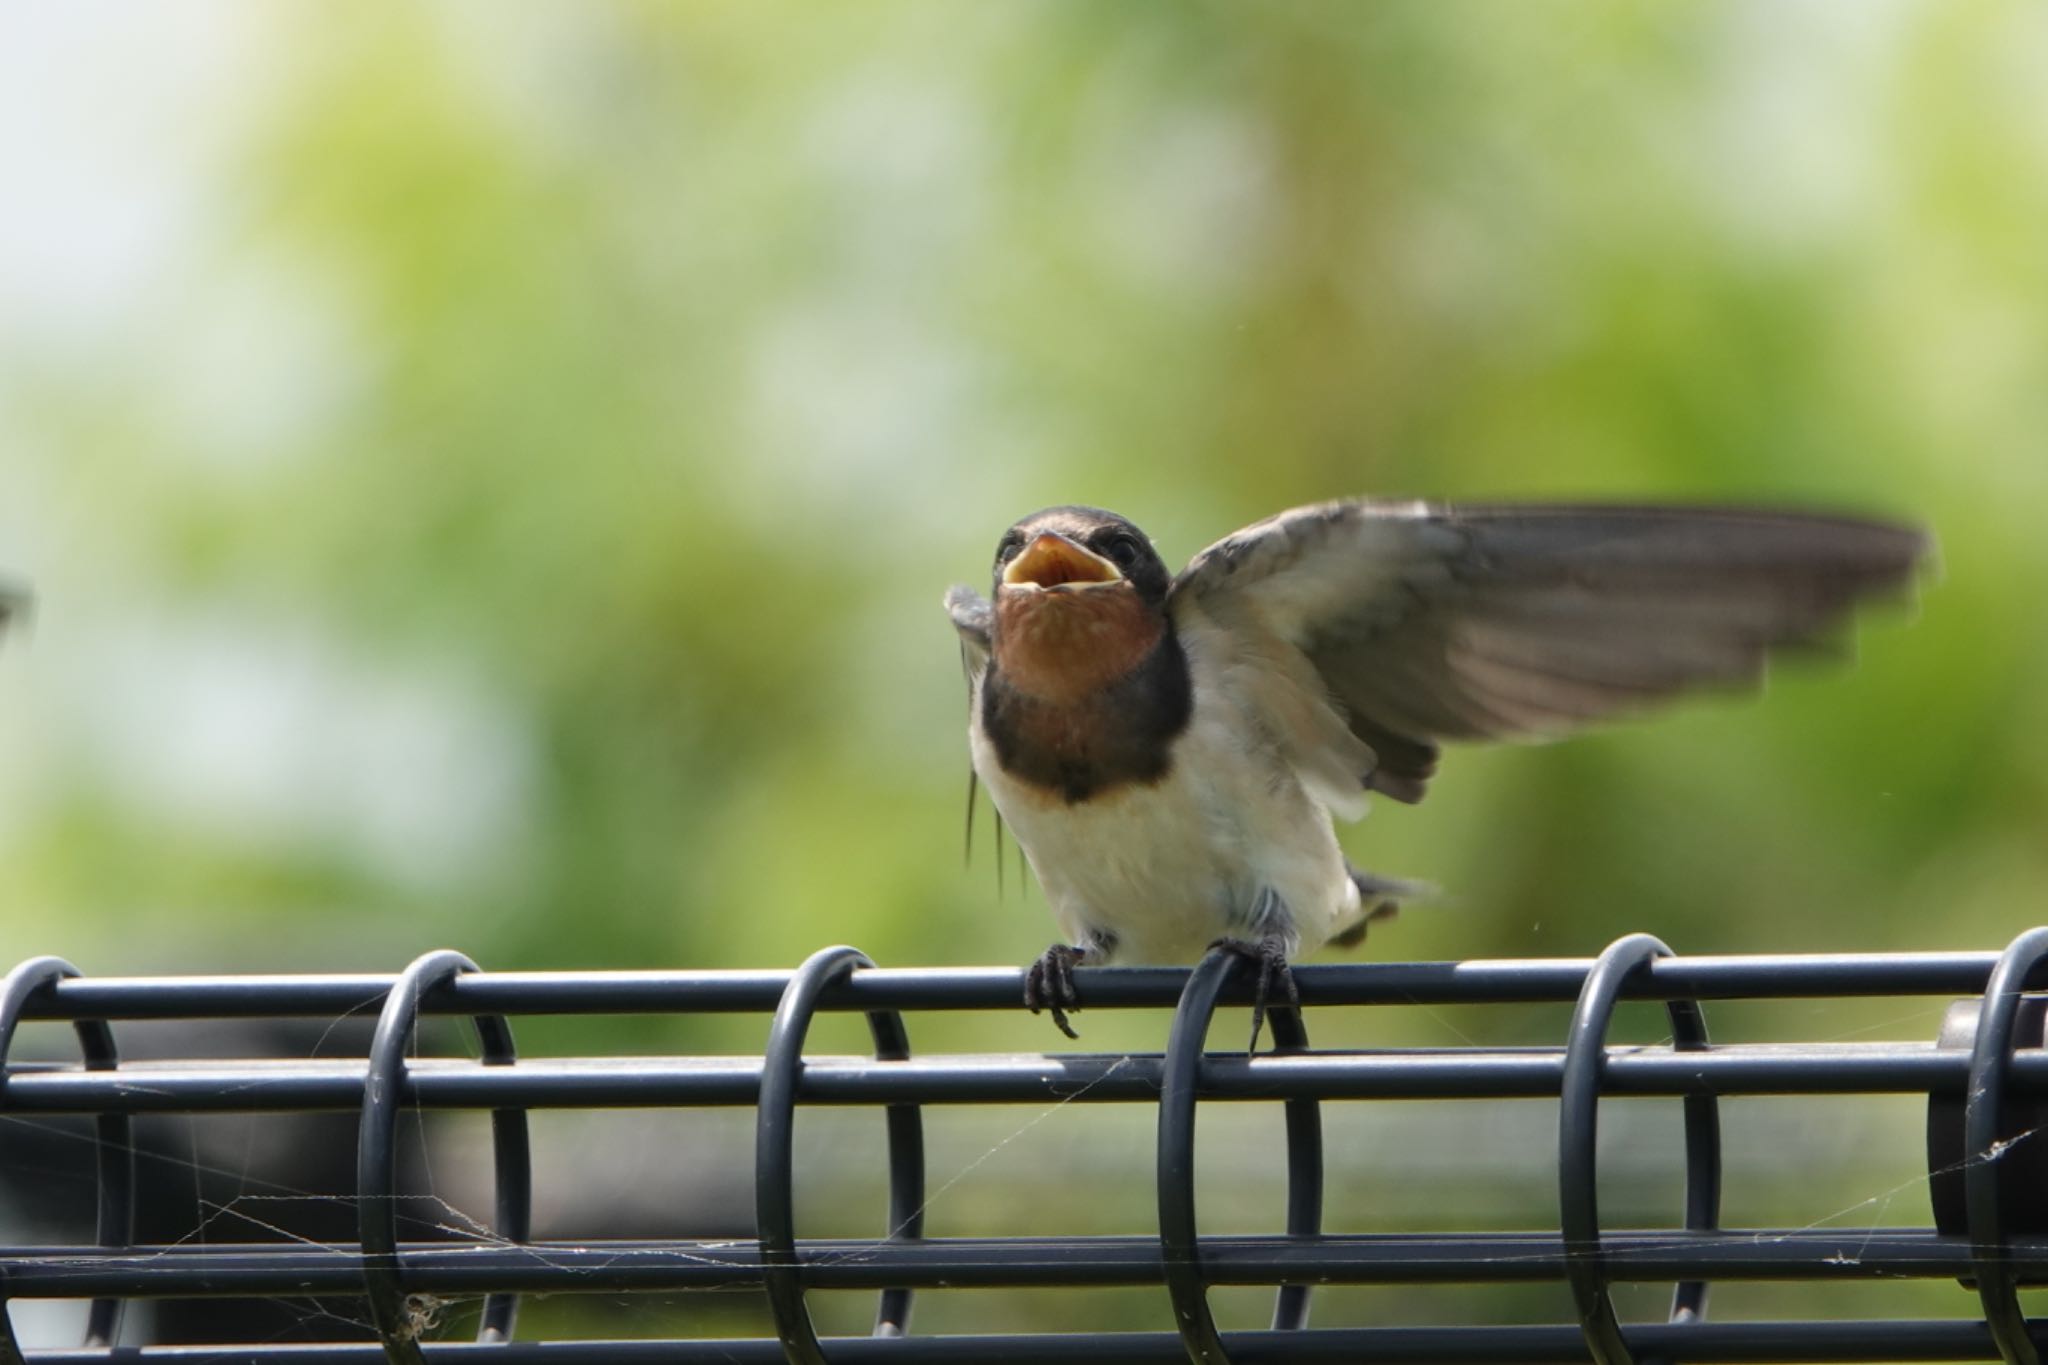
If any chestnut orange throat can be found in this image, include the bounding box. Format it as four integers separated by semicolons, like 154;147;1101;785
992;587;1165;706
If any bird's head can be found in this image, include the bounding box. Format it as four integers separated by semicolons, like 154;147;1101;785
988;506;1172;701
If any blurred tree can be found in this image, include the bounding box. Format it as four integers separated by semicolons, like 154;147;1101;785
0;0;2045;1333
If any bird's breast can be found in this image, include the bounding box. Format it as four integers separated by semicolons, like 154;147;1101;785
978;626;1192;804
992;587;1165;703
970;667;1356;963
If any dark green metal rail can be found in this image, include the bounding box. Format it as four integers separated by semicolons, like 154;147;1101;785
4;931;2048;1364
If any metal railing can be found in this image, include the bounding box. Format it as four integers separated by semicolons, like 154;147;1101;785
3;931;2048;1363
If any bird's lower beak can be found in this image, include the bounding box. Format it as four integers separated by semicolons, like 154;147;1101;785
1003;533;1124;591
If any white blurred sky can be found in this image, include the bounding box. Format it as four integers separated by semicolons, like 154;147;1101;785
0;5;536;896
0;4;262;348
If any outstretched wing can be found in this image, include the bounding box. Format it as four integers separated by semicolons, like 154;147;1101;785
1170;500;1929;805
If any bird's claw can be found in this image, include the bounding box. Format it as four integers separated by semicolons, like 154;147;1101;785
1206;936;1299;1054
1024;943;1086;1040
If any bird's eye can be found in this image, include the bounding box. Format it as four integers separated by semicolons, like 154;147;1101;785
1101;533;1143;568
994;532;1024;566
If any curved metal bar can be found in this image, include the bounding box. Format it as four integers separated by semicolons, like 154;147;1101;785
1963;925;2048;1365
359;950;530;1363
1666;990;1720;1329
866;993;925;1338
0;956;132;1358
1158;946;1243;1365
759;945;923;1363
473;999;531;1344
73;1007;131;1350
1265;1003;1321;1332
1561;933;1724;1365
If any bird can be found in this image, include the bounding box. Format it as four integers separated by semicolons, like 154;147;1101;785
944;498;1929;1045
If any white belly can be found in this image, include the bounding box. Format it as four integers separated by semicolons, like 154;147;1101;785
969;670;1360;964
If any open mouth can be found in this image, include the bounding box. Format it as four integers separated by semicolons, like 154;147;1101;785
1002;533;1123;592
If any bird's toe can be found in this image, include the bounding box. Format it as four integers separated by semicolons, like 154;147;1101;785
1205;935;1298;1054
1024;944;1086;1040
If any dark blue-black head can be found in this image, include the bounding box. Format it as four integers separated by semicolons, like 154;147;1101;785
989;505;1172;608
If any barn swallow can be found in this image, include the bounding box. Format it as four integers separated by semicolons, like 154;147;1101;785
945;499;1928;1045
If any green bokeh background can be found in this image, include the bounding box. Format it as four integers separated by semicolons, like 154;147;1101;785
1;0;2044;1344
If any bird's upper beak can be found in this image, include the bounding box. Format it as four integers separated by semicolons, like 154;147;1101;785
1002;533;1124;592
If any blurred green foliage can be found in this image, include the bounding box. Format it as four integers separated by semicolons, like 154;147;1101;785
2;0;2046;1341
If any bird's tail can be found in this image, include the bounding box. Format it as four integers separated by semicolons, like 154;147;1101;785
1330;865;1438;949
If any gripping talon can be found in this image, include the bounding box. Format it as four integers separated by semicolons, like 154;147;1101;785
1024;944;1085;1040
1206;936;1298;1055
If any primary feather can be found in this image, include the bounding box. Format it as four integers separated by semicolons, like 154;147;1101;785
1169;500;1927;804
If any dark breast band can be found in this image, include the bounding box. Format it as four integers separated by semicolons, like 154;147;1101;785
980;630;1194;804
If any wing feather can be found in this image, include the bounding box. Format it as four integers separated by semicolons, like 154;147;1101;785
1171;500;1929;804
944;584;992;678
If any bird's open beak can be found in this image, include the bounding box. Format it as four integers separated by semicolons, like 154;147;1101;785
1002;533;1124;592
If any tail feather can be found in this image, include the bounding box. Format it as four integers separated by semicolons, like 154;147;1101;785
1330;865;1436;949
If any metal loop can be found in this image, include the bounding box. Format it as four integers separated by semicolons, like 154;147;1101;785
756;945;926;1364
1159;946;1322;1361
1158;948;1236;1364
1963;925;2048;1365
473;983;530;1346
1265;1002;1322;1332
1560;933;1722;1365
865;975;925;1338
1665;990;1720;1331
0;956;132;1358
357;950;531;1363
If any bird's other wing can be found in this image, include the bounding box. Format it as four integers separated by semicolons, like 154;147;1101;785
944;584;992;680
1169;500;1930;805
943;583;1019;885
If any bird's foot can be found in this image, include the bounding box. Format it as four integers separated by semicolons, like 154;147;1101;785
1206;935;1299;1055
1024;943;1087;1040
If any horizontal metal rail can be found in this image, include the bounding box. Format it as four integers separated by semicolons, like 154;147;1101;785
15;953;2022;1019
1;934;2046;1365
4;1043;2048;1110
0;1228;2043;1294
6;1321;2048;1364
